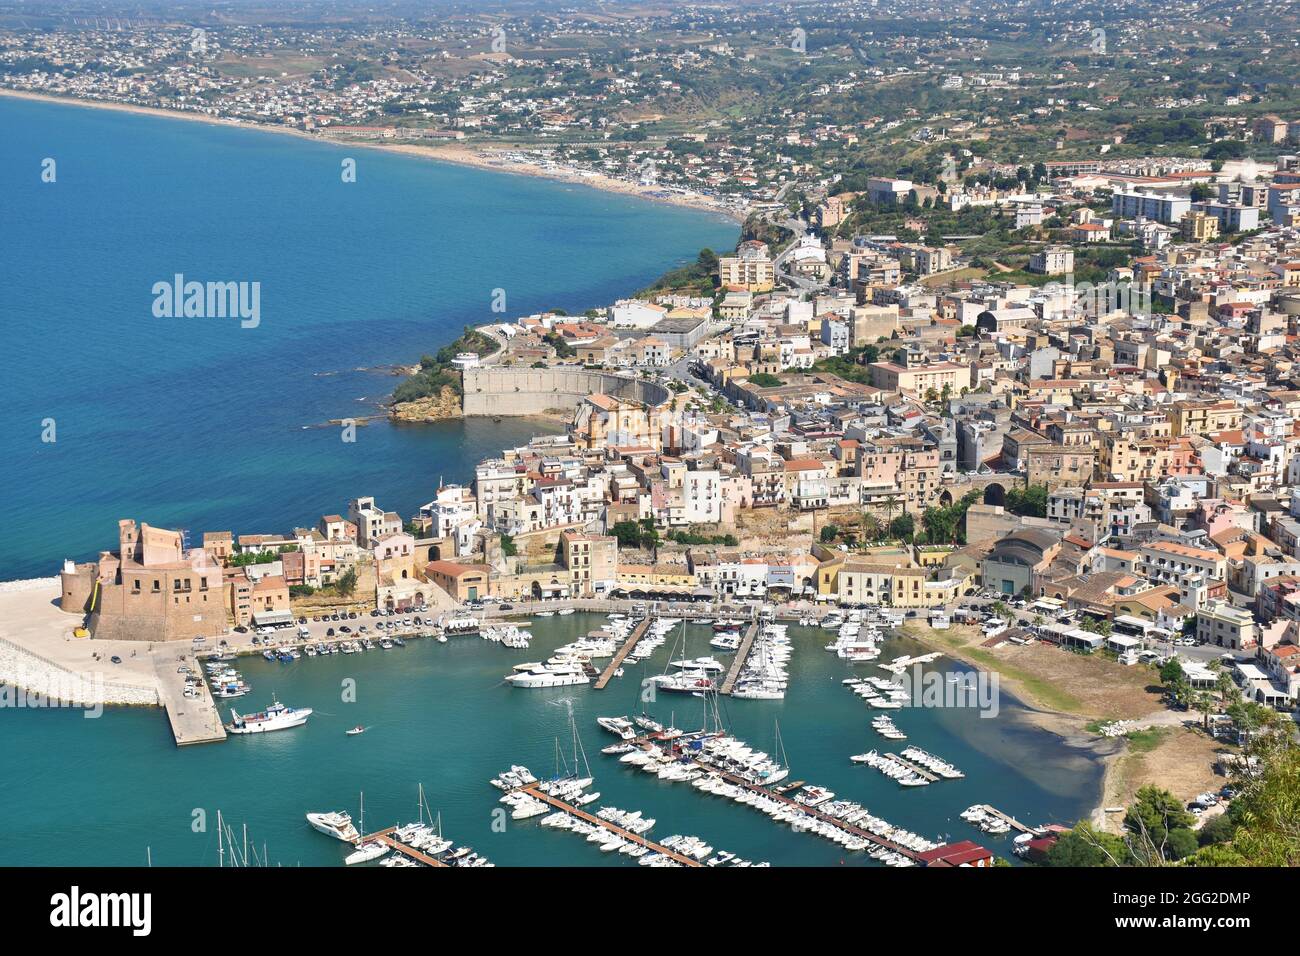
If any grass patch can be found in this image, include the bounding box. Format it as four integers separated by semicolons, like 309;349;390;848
1124;727;1169;754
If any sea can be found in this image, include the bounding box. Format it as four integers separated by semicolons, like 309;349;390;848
0;94;736;580
0;97;1102;867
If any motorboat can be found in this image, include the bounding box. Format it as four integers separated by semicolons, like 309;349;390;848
306;810;360;843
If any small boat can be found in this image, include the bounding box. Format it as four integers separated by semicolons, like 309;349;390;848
344;841;390;865
346;725;366;736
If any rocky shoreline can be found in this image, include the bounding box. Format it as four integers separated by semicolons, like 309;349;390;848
389;385;464;422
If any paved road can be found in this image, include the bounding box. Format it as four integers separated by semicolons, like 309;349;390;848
958;596;1240;664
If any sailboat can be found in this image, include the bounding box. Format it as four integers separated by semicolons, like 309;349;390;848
651;620;716;695
344;792;390;865
542;699;595;792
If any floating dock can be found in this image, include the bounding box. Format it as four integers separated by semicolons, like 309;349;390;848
882;753;938;782
974;805;1033;834
594;617;651;690
362;827;449;867
516;782;701;866
718;621;760;696
704;764;923;861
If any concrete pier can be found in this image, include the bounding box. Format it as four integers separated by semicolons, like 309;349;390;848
153;649;226;746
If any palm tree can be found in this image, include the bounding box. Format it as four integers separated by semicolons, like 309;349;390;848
879;493;902;534
1193;691;1215;730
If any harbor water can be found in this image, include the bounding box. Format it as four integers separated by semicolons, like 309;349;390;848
0;615;1102;866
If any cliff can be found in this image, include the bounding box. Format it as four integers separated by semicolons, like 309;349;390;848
390;385;463;422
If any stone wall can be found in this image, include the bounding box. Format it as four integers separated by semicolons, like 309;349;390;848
462;367;671;416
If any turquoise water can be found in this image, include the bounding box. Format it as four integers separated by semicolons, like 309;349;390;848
0;96;737;579
0;617;1102;866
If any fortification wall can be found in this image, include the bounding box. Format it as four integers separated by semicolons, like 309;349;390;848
462;367;671;416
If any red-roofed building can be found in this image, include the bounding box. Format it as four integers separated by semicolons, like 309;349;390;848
915;840;996;867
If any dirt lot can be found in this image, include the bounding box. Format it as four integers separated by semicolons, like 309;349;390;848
905;622;1165;720
1104;725;1227;808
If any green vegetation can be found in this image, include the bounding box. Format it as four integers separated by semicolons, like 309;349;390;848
543;332;576;358
611;518;660;550
391;325;497;405
499;533;517;557
811;345;881;383
746;373;783;388
1004;485;1047;518
1044;708;1300;867
636;248;719;297
668;529;739;547
227;548;291;567
335;566;358;598
919;489;982;545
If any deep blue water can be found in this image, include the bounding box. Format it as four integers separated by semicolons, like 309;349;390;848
0;96;736;579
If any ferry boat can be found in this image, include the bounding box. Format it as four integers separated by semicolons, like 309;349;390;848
306;810;360;843
226;698;313;734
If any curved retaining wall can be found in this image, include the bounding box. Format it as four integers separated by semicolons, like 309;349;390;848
462;367;672;416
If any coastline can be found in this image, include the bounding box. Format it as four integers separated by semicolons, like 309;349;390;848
0;88;749;223
899;622;1126;824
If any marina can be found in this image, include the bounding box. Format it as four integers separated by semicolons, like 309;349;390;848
1;612;1103;866
594;616;651;689
718;620;760;696
609;719;938;864
504;776;704;867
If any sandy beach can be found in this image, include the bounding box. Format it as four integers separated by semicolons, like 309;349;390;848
0;88;749;222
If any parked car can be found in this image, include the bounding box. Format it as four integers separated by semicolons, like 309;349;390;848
110;656;122;664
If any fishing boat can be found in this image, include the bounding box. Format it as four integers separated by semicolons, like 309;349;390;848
346;725;366;736
226;698;312;734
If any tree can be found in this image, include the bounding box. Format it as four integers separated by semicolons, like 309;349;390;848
1043;822;1131;867
819;524;839;543
888;512;914;540
1004;484;1048;518
1190;737;1300;866
1193;690;1216;729
336;567;358;597
1159;657;1185;686
1124;785;1198;862
610;520;644;549
499;534;517;557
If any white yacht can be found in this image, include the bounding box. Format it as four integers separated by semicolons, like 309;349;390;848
505;660;590;688
596;715;637;740
306;810;360;843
